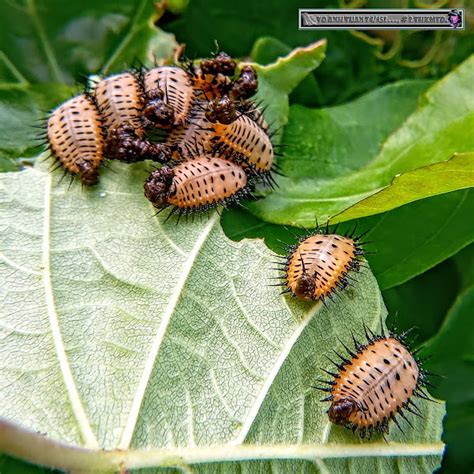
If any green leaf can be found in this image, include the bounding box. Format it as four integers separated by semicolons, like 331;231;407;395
361;189;474;289
248;55;474;226
251;36;322;108
453;243;474;291
252;39;326;141
0;164;444;472
335;153;474;222
382;258;461;343
0;0;176;85
0;84;73;172
223;188;474;290
422;286;474;473
0;454;57;474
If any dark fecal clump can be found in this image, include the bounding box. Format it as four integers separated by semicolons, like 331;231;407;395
200;52;236;76
104;124;171;163
230;65;258;100
144;167;175;207
205;95;238;124
142;89;175;129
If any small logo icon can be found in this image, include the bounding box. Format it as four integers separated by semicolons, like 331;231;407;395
447;9;462;29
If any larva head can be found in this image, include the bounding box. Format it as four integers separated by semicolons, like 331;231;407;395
328;398;358;425
292;252;316;300
144;167;175;207
143;89;175;128
200;52;236;76
205;95;237;124
230;65;258;100
77;160;99;186
294;273;316;301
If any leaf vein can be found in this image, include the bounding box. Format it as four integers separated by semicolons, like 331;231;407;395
41;174;98;448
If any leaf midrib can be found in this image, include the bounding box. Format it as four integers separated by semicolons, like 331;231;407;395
0;418;445;472
41;174;98;448
118;214;219;449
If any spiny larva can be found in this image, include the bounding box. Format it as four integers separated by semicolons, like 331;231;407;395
144;155;251;218
94;72;171;163
317;323;435;438
276;227;366;304
46;93;104;185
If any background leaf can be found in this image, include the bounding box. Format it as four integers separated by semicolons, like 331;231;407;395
0;164;444;471
0;84;73;172
453;243;474;290
335;153;474;222
1;0;472;471
0;0;176;85
248;56;474;226
160;0;472;106
252;40;326;141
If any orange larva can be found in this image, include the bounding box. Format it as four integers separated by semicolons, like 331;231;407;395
277;230;365;304
144;66;195;126
47;94;104;185
244;102;269;133
210;114;274;174
95;72;145;137
166;111;214;159
317;324;433;437
144;156;250;216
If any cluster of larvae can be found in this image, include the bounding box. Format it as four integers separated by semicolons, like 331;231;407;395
279;227;434;438
45;51;434;441
45;52;275;216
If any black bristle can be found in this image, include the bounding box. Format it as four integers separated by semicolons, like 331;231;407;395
397;408;414;429
321;367;339;378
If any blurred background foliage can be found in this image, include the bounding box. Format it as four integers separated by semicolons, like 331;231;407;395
0;0;472;472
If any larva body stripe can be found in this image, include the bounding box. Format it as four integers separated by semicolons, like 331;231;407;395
47;94;103;183
95;72;144;137
330;337;419;429
285;234;360;301
245;106;269;133
169;156;247;209
166;111;214;159
211;114;273;172
144;67;195;125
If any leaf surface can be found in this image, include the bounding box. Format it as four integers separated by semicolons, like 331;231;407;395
0;164;444;472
